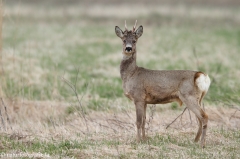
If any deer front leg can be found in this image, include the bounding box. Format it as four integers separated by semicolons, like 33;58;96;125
135;101;145;142
142;104;147;139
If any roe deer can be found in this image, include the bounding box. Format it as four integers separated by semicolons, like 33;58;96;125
115;21;211;148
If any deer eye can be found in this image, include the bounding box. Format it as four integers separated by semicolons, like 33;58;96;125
132;40;136;44
123;40;126;43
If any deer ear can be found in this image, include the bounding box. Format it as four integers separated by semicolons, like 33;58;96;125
115;26;124;38
135;25;143;38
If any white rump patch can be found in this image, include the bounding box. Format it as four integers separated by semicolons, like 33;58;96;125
196;74;211;92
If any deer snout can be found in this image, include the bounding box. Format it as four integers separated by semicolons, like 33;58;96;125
125;44;133;53
125;47;132;52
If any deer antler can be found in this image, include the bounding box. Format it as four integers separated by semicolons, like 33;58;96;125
125;20;128;31
133;20;137;32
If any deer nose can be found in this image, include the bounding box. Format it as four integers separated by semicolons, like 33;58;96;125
125;47;132;52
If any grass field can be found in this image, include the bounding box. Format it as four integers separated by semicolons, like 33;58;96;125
0;0;240;158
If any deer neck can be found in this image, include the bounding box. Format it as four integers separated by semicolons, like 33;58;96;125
120;51;138;80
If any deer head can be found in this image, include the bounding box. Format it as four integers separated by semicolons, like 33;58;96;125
115;20;143;55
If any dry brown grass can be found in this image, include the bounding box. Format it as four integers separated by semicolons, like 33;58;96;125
5;100;238;135
0;99;239;158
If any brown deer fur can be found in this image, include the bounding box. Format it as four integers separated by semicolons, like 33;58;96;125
115;22;211;148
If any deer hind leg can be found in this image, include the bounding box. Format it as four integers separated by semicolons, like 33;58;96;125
142;104;147;139
135;101;145;142
200;110;208;148
195;117;202;142
198;92;208;147
179;94;208;148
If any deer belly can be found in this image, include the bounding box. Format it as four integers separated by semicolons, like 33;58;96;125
145;93;180;104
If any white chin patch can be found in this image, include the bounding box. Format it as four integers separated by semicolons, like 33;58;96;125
125;51;132;54
122;52;133;59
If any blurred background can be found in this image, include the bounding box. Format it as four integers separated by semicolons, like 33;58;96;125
3;0;240;103
3;0;240;104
